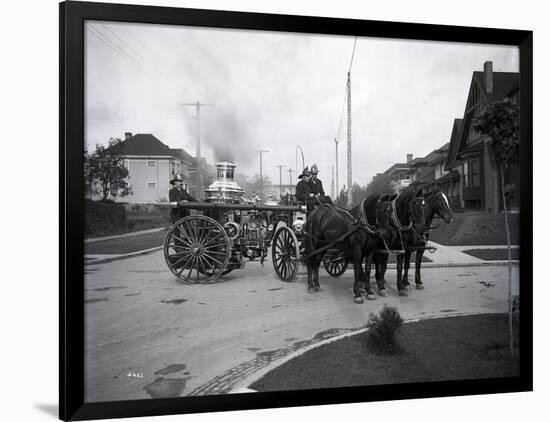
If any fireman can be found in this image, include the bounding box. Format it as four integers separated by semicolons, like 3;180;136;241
308;164;332;205
169;173;199;224
295;167;316;212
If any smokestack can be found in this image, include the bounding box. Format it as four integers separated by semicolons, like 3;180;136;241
407;154;413;163
124;132;132;140
484;61;493;93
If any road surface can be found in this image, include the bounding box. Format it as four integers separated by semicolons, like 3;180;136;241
84;250;519;402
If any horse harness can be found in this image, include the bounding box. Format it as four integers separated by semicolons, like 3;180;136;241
302;202;382;260
391;193;429;250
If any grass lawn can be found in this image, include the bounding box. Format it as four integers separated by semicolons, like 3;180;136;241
85;229;168;255
429;212;519;246
251;313;519;392
462;248;520;261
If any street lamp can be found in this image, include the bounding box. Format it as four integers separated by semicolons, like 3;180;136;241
275;165;285;196
258;150;269;200
296;145;305;177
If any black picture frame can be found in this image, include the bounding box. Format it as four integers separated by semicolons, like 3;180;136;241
60;1;533;420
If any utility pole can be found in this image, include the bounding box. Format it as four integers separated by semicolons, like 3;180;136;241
181;101;212;199
346;71;353;208
275;165;285;196
334;138;339;197
287;168;294;189
331;165;335;198
258;150;269;200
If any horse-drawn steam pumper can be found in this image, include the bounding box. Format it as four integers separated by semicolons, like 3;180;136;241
164;162;309;284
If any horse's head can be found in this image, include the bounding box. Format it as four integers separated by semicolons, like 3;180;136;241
409;190;427;243
431;189;453;224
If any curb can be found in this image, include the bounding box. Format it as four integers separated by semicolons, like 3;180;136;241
85;227;167;244
85;245;519;268
85;246;163;265
228;311;488;394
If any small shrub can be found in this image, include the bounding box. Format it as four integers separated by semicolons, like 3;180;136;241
365;305;403;355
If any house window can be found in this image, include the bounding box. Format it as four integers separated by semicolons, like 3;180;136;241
171;162;176;175
470;159;480;187
147;182;156;188
148;161;156;167
463;159;480;188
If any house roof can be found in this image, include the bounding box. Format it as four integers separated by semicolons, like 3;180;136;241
118;133;173;156
435;169;460;183
472;71;519;105
457;72;519;155
170;148;194;163
445;70;519;170
445;119;463;170
384;163;411;175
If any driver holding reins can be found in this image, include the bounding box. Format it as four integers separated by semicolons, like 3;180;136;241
308;164;332;205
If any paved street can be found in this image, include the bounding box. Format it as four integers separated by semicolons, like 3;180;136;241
84;249;520;402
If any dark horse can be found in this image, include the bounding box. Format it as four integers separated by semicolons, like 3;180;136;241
304;196;394;303
409;186;453;288
369;188;426;296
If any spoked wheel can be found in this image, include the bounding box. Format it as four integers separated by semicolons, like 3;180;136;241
164;215;230;284
272;226;300;282
323;253;349;277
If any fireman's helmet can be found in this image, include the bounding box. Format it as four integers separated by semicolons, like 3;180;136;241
170;173;186;184
310;164;319;175
298;167;310;179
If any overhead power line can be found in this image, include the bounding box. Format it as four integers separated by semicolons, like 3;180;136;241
87;24;186;100
98;23;187;98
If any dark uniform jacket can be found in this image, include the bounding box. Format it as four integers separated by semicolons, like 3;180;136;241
296;179;317;212
309;178;325;196
169;186;198;223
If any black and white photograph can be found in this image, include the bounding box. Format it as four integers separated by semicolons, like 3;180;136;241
5;0;545;421
82;13;525;404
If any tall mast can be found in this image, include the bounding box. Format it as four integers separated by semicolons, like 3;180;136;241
346;71;353;208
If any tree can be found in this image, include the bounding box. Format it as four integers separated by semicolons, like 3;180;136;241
474;98;519;354
365;173;393;197
335;185;347;207
85;138;131;201
350;182;368;208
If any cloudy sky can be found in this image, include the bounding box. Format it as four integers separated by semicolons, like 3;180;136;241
85;20;518;192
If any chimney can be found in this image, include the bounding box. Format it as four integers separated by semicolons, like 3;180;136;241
124;132;132;140
406;154;413;163
483;61;493;93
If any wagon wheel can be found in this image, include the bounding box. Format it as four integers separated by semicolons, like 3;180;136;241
322;253;349;277
164;215;230;284
272;226;300;282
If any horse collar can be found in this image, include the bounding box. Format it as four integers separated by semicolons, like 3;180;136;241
391;195;413;232
359;197;377;235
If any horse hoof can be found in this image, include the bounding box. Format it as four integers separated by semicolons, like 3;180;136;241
307;288;315;294
399;289;409;297
378;289;387;297
314;286;321;292
354;296;364;304
366;293;376;301
416;284;424;290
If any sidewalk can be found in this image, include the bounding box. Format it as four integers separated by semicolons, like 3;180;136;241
85;228;519;270
415;241;519;268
